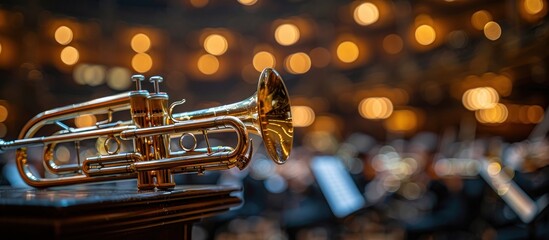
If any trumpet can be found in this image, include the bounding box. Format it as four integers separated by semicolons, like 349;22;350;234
0;68;293;190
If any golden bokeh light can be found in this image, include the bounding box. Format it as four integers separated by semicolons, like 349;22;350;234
384;109;418;132
358;97;393;119
274;23;300;46
487;162;502;176
55;145;71;163
336;41;359;63
252;51;276;72
60;46;79;65
131;33;151;53
476;103;508;124
514;105;544;124
519;0;547;21
383;34;403;54
527;105;544;123
291;106;315;127
462;87;499;111
75;114;97;128
415;24;436;46
484;21;502;41
285;52;311;74
519;106;532;124
197;54;219;75
73;64;88;85
353;2;379;26
524;0;544;14
54;26;73;45
238;0;258;6
107;67;132;90
311;115;340;134
454;73;513;99
0;105;7;122
131;53;153;73
83;65;106;86
204;34;228;56
471;10;492;30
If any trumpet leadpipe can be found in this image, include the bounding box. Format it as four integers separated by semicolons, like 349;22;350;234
19;92;132;140
0;125;136;152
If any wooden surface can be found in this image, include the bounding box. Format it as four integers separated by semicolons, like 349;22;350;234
0;184;242;239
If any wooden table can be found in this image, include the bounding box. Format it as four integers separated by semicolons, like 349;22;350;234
0;184;242;239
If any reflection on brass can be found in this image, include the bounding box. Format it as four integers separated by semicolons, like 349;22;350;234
0;68;293;190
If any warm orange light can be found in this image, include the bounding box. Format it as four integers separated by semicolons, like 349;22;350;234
524;0;544;14
471;10;492;30
55;26;73;45
252;51;276;72
484;21;502;41
527;105;544;123
383;34;403;54
285;52;311;74
131;33;151;53
0;105;7;122
336;41;359;63
415;24;436;46
353;2;379;26
274;23;300;46
462;87;499;110
487;162;502;176
106;67;132;90
358;97;393;119
55;146;71;163
519;0;547;21
131;53;153;73
83;65;106;87
384;109;417;132
476;103;508;124
238;0;258;6
204;34;228;56
75;114;97;128
312;115;340;134
60;46;79;65
292;106;315;127
197;54;219;75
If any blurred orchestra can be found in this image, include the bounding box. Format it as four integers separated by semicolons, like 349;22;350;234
0;0;548;239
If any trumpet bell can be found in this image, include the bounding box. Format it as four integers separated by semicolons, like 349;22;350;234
256;68;293;164
172;68;294;164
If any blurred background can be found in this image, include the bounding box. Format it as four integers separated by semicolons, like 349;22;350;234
0;0;549;239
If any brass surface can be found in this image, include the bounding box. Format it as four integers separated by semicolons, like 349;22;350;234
0;68;293;190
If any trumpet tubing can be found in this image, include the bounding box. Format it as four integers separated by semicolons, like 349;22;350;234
0;68;293;190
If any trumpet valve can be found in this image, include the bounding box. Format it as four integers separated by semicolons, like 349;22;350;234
131;74;145;91
149;76;164;94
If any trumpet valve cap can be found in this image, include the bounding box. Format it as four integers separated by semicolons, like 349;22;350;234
131;75;145;90
149;76;163;93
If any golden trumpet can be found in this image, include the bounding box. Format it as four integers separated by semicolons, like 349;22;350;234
0;68;293;190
